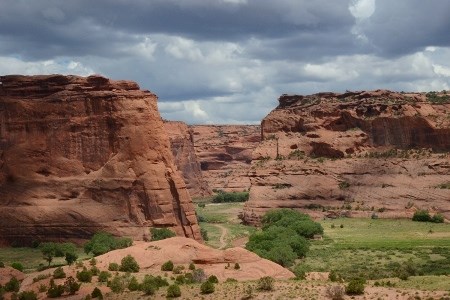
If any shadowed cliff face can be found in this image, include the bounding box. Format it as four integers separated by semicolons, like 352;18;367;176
0;75;201;245
244;90;450;225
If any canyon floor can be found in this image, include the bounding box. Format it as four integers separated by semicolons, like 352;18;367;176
2;200;450;299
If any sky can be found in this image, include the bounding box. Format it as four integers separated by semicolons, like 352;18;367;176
0;0;449;124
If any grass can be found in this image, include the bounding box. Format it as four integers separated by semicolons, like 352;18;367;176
301;218;450;281
0;247;89;273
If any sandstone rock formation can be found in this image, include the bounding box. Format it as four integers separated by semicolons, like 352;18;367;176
0;75;200;245
164;121;211;198
191;125;260;192
243;90;450;224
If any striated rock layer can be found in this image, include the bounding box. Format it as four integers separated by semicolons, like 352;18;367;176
0;74;201;245
191;125;261;192
243;90;450;224
164;121;212;198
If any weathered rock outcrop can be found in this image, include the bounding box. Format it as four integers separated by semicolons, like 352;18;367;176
165;121;212;198
0;75;201;245
243;90;450;224
191;125;260;192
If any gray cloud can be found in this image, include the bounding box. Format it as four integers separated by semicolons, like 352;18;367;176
0;0;449;124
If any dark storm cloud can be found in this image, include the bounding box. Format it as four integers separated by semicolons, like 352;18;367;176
0;0;354;60
358;0;450;57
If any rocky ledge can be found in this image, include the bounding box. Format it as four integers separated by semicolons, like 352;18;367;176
243;90;450;224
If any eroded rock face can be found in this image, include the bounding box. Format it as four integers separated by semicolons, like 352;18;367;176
244;90;450;224
0;75;200;245
191;125;261;192
164;121;212;198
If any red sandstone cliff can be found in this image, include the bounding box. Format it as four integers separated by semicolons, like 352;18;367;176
164;121;212;198
191;125;260;192
243;90;450;224
0;74;201;245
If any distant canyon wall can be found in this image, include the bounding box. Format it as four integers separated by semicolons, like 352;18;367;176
243;90;450;224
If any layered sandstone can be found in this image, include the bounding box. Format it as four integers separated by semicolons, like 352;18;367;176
0;74;200;245
243;90;450;224
164;121;211;198
191;125;260;192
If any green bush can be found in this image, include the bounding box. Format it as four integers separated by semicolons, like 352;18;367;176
431;214;444;223
91;287;103;299
345;278;365;295
412;210;431;222
39;242;77;266
207;275;219;283
212;190;249;203
127;276;139;291
109;275;126;293
64;276;80;295
0;261;4;267
234;263;240;270
150;227;176;241
292;264;309;280
5;277;20;292
33;273;51;283
161;260;174;271
201;228;209;241
200;281;215;294
90;266;100;276
76;267;92;283
173;265;184;274
108;262;119;271
98;271;112;283
47;280;64;298
11;262;24;272
189;262;196;270
84;232;132;256
257;276;275;291
53;267;66;279
167;284;181;298
119;255;140;272
18;290;38;300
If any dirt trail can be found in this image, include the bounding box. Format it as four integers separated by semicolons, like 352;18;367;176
214;224;229;249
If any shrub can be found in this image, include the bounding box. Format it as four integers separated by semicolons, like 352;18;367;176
257;276;275;291
200;281;215;294
345;278;365;295
109;275;126;293
189;262;196;270
65;251;78;265
91;287;103;299
53;267;66;279
328;270;341;282
140;275;169;291
64;276;80;295
108;262;119;271
200;228;209;241
33;273;51;283
207;275;219;283
192;269;207;283
98;271;112;283
431;214;444;223
173;265;184;274
18;290;38;300
326;285;345;300
39;242;77;267
90;266;100;276
127;276;139;291
234;263;240;270
412;210;432;222
292;263;308;280
0;261;4;267
212;190;249;203
5;277;20;292
11;262;24;272
175;274;186;285
38;284;48;292
266;245;297;267
140;280;156;295
183;272;194;284
167;284;181;298
76;267;92;283
84;232;132;256
161;260;174;271
47;280;64;298
119;255;140;272
150;227;176;241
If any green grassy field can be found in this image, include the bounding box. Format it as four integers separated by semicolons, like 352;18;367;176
0;247;90;273
302;218;450;282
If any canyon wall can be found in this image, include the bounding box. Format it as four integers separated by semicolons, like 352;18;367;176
191;125;260;193
0;75;201;245
243;90;450;224
164;121;211;198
